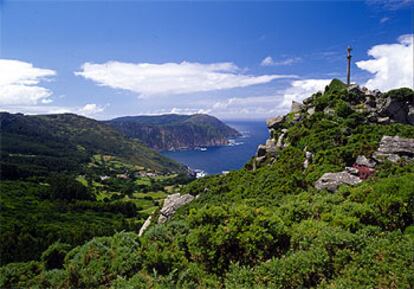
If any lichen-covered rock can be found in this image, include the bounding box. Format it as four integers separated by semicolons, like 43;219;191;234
266;116;284;129
158;193;194;224
355;155;376;168
373;136;414;162
379;136;414;155
315;171;362;192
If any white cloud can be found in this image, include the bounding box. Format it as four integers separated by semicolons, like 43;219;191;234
380;17;390;23
261;56;301;66
0;105;73;115
0;59;56;105
207;78;330;119
367;0;414;10
356;34;413;91
280;79;331;108
75;61;296;97
78;103;106;116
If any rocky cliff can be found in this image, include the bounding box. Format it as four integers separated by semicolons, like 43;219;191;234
106;114;241;151
252;79;414;170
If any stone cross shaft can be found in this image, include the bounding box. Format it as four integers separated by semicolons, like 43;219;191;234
347;46;352;86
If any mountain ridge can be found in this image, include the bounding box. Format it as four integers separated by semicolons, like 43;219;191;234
106;113;241;151
0;112;188;178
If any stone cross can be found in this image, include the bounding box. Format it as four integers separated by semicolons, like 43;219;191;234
347;46;352;86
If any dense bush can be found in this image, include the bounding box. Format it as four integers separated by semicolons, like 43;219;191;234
1;81;414;288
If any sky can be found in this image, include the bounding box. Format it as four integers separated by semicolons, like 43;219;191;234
0;0;413;120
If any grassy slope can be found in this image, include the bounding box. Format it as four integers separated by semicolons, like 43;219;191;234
1;81;414;289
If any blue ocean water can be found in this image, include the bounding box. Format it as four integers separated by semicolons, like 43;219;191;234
162;121;269;175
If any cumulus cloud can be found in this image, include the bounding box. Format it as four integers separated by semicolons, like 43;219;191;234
75;61;296;97
208;78;330;119
78;103;106;116
356;34;413;91
261;56;301;66
0;59;56;105
280;79;331;108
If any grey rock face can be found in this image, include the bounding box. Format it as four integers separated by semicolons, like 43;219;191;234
315;171;362;192
256;144;267;157
303;95;315;105
408;106;414;125
378;98;408;123
345;166;359;175
355;155;376;168
265;139;277;155
266;116;284;130
276;132;286;149
291;101;304;113
373;136;414;162
307;107;316;116
158;193;194;224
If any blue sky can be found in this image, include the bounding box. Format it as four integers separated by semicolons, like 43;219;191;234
0;0;413;120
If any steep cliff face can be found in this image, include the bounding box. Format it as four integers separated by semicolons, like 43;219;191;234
106;114;241;151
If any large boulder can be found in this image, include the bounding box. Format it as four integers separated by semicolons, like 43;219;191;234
373;136;414;162
378;98;408;123
158;193;194;224
266;116;284;130
315;171;362;192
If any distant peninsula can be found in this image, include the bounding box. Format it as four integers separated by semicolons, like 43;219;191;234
106;114;241;151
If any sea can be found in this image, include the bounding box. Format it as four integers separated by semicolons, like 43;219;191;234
161;120;269;175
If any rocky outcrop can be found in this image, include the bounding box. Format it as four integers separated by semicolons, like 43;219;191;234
315;171;362;192
291;101;304;114
315;135;414;191
158;193;194;224
355;155;376;168
251;80;413;172
346;85;414;125
373;136;414;162
266;116;285;130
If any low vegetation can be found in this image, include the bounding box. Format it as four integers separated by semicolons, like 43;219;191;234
1;81;413;288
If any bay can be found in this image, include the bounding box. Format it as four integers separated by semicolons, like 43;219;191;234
161;120;269;175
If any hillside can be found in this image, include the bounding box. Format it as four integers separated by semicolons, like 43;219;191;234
1;80;414;289
0;112;192;267
0;112;187;178
106;114;241;151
